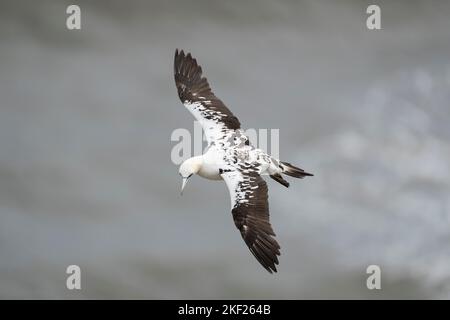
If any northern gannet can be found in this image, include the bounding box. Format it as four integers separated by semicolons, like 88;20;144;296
174;49;313;273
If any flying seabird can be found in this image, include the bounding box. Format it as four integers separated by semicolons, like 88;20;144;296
174;49;313;273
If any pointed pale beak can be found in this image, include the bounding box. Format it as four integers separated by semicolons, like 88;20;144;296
180;178;188;196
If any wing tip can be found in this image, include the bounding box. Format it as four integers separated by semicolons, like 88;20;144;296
263;257;279;274
262;257;279;274
174;48;201;78
249;237;281;274
174;48;193;64
174;48;184;57
268;266;278;274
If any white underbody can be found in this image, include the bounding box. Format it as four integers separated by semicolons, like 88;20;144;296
196;143;281;181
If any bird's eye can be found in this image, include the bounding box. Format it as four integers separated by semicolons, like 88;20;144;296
188;174;193;179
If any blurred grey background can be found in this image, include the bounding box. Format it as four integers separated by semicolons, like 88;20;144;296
1;0;450;299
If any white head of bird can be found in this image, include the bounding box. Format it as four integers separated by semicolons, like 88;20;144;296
179;156;202;195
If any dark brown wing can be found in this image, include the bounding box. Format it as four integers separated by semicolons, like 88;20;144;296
174;49;241;144
221;170;281;273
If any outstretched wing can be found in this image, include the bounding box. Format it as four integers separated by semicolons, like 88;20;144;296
221;168;281;273
174;49;241;144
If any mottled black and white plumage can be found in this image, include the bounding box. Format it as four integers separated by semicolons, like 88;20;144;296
174;50;240;143
174;49;313;273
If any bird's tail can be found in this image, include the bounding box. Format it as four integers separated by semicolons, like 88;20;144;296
280;162;313;179
270;173;290;188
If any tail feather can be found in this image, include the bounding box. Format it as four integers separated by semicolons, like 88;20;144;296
280;162;313;179
270;173;290;188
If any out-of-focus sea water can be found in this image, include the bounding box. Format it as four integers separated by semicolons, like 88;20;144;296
1;0;450;299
